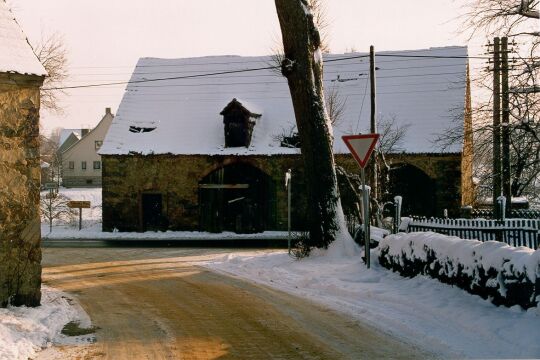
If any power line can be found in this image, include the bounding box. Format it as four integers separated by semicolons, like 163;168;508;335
40;52;478;91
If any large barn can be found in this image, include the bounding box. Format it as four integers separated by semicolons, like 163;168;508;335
100;46;473;233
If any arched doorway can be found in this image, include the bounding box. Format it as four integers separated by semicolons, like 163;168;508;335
198;163;275;233
387;163;436;217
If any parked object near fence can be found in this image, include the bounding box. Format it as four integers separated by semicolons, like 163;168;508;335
406;217;539;249
378;232;540;309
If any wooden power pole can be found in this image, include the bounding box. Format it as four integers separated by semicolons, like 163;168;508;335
369;45;378;201
492;37;502;208
501;37;511;214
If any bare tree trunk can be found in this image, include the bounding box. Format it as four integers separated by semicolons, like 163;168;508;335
274;0;342;248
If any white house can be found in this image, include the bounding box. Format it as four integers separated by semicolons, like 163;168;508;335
61;108;114;187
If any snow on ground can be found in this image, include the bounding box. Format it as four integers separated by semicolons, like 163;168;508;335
42;222;288;241
203;242;540;358
0;287;93;360
41;187;288;240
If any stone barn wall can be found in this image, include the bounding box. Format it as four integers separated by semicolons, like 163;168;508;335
103;152;464;232
102;154;307;232
336;153;463;218
0;73;43;307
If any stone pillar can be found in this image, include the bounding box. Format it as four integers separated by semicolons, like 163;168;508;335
0;74;43;307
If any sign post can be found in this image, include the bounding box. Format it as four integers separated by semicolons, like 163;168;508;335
285;169;292;254
342;134;379;268
67;201;91;230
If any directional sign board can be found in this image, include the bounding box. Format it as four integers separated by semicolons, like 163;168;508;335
342;134;380;168
44;182;58;190
67;201;91;209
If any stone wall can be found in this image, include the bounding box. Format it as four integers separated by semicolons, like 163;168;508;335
0;73;43;307
103;151;464;232
336;153;463;217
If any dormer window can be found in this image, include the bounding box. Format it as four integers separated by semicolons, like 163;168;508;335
220;98;261;148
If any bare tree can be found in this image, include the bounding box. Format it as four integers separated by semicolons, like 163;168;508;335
40;127;63;185
377;115;411;154
274;0;344;249
34;32;68;113
459;0;540;204
40;192;75;231
326;85;347;126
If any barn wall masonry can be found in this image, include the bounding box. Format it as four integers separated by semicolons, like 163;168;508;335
103;152;464;232
336;153;463;218
0;73;44;307
102;154;307;232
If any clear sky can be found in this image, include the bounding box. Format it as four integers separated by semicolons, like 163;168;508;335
10;0;479;134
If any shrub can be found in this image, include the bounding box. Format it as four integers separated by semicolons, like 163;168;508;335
378;232;540;309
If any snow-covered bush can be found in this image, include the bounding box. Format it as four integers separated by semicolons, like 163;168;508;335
378;232;540;309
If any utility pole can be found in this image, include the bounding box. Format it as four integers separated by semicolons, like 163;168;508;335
369;45;378;202
492;37;502;209
501;37;512;215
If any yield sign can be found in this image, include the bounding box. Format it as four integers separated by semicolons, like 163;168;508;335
342;134;379;168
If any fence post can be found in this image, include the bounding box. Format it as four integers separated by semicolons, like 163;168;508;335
497;196;506;221
393;195;402;234
495;196;506;242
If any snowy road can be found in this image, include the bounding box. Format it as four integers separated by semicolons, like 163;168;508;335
39;247;428;359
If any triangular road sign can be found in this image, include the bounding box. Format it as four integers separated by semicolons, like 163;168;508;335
342;134;379;168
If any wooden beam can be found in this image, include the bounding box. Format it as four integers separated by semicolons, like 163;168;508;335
199;184;249;189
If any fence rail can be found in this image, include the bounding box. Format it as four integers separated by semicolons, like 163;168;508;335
470;208;540;220
408;217;539;249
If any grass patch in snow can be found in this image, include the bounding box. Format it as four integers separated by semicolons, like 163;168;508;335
61;321;98;337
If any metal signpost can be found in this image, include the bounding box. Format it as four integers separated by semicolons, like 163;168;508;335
285;169;292;254
342;134;380;268
67;201;91;230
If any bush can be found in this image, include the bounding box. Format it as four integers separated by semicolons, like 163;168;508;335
378;232;540;309
290;232;311;259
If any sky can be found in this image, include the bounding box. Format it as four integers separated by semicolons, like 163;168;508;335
9;0;482;135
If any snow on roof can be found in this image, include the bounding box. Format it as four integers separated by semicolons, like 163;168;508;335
100;46;468;156
0;1;46;76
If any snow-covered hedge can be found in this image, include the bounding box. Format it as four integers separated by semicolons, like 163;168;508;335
378;232;540;309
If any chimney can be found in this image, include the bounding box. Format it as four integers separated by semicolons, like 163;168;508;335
81;128;90;137
105;107;112;115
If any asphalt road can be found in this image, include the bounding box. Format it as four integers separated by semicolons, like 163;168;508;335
39;247;429;359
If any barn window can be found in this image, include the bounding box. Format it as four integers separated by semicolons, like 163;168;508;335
129;126;156;133
220;98;261;148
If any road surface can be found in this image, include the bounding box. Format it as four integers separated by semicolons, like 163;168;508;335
40;247;429;359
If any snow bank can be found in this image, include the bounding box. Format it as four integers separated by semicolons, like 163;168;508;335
204;246;540;358
0;286;93;360
379;232;540;308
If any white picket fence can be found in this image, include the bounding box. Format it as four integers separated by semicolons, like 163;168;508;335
407;217;540;249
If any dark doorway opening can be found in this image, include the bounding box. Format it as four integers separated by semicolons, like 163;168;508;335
142;193;163;231
387;164;436;217
199;163;275;233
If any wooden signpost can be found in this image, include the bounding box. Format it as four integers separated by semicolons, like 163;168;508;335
342;134;379;268
67;201;91;230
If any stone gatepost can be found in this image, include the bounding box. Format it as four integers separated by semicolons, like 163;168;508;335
0;74;44;307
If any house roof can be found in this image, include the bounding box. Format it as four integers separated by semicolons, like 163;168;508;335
100;46;468;156
59;129;81;147
0;1;46;76
61;111;114;155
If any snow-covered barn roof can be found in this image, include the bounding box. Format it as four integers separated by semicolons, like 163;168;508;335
0;1;46;76
100;46;468;156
